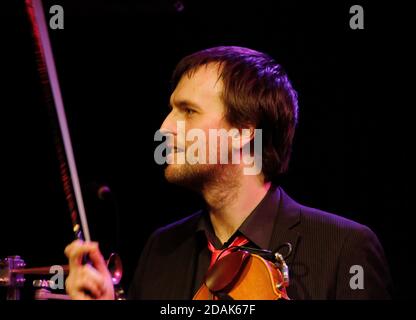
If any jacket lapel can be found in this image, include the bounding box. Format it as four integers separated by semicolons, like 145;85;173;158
269;187;301;265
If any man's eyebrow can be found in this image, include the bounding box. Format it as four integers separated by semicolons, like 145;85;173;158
170;99;202;111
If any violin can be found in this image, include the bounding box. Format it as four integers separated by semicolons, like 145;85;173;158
193;246;290;300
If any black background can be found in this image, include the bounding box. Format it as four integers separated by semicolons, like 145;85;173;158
0;0;413;299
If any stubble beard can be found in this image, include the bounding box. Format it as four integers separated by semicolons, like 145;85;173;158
164;162;221;191
164;145;240;193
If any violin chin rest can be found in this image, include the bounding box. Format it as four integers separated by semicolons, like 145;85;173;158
204;251;251;293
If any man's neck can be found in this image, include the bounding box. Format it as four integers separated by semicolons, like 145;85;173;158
202;171;271;244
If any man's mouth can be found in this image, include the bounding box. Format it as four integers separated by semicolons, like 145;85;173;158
166;145;186;164
167;145;185;154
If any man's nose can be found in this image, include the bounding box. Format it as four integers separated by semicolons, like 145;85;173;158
160;110;177;135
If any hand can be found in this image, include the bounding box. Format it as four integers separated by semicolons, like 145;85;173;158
64;240;115;300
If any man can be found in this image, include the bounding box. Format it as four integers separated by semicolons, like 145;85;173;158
65;46;392;299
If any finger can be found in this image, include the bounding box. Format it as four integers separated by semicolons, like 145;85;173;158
67;242;100;270
67;267;104;299
82;264;107;293
64;240;84;259
88;244;109;275
65;240;87;268
77;277;103;299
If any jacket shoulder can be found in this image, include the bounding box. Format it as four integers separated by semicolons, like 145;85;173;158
280;189;371;233
299;203;373;235
279;188;381;248
150;210;203;249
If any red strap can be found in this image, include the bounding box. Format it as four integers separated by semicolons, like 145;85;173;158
207;235;249;269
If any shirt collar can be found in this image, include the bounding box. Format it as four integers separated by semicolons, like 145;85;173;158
196;184;281;250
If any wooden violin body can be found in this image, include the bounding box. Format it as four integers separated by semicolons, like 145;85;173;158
193;250;289;300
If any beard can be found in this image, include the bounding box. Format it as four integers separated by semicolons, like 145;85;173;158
164;162;228;191
164;142;241;191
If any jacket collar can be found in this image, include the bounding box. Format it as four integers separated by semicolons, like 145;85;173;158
195;184;281;250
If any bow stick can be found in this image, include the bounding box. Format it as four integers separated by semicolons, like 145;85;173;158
25;0;91;242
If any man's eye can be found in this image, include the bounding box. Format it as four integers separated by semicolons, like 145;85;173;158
185;108;195;115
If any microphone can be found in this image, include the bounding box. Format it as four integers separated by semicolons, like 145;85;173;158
88;182;121;254
97;185;112;201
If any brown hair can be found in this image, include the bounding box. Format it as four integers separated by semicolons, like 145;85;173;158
171;46;298;183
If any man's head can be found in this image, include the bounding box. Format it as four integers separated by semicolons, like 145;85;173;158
160;46;298;188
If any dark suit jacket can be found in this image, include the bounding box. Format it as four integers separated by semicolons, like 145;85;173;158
128;187;392;299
